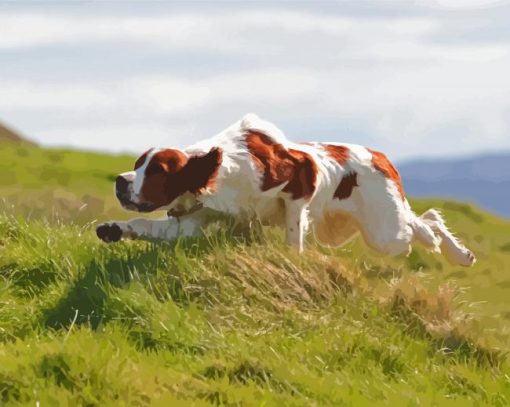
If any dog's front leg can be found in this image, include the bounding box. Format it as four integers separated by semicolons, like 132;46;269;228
285;199;309;253
96;216;202;243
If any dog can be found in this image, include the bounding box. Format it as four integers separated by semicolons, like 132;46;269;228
96;114;476;266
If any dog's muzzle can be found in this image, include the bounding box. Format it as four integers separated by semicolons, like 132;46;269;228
115;175;132;203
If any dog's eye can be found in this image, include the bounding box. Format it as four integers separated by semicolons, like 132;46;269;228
145;163;165;176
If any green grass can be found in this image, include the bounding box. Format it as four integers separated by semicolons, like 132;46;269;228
0;140;133;222
335;198;510;351
1;140;510;405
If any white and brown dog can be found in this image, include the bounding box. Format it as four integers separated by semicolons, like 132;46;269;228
97;114;475;266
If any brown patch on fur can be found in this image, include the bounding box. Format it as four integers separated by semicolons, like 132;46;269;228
139;147;223;210
334;172;358;200
322;144;357;200
367;148;405;200
245;131;317;200
323;144;350;166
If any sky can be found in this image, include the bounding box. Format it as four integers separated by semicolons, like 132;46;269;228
1;0;510;161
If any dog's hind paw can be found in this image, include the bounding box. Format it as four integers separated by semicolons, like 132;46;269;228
96;223;123;243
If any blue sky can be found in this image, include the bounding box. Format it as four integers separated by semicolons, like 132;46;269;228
1;0;509;160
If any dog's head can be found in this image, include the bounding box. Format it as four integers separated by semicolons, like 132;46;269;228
115;147;222;213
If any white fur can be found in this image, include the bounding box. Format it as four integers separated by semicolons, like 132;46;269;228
101;113;476;266
111;211;209;242
133;148;161;196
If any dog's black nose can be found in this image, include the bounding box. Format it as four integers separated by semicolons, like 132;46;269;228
115;175;129;197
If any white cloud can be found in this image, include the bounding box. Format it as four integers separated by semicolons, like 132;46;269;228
130;69;319;114
129;78;211;114
1;4;510;159
37;123;194;153
421;0;507;10
0;11;438;53
0;79;114;110
0;12;293;52
0;14;217;50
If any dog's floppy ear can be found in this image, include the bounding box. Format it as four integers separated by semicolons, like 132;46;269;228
181;147;223;193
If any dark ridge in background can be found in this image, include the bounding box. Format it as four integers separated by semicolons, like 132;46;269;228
399;153;510;218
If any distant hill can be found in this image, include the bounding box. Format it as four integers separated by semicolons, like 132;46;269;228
399;152;510;218
0;120;37;146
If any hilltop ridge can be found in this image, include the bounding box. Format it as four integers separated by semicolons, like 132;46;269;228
0;120;37;146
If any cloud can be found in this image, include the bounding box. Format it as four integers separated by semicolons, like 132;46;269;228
130;69;319;114
421;0;508;10
37;123;194;154
0;11;438;53
0;79;114;110
1;4;510;160
0;13;218;50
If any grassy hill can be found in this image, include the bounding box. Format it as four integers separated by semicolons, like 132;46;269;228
0;139;133;222
1;139;510;405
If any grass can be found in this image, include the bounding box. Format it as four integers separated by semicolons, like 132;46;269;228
0;140;133;222
1;140;510;405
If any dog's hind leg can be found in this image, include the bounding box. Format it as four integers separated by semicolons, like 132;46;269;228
410;214;442;253
419;209;476;266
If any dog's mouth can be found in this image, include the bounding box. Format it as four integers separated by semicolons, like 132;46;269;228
119;199;158;213
116;187;159;213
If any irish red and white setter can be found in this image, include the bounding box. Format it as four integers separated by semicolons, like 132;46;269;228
97;114;475;266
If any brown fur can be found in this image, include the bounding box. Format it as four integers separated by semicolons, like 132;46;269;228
323;144;350;166
245;131;318;200
140;148;223;209
367;148;405;200
334;172;359;200
323;144;358;200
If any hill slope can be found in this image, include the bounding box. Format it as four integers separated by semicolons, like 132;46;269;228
0;142;510;405
400;152;510;218
0;212;509;405
0;121;37;146
0;137;133;222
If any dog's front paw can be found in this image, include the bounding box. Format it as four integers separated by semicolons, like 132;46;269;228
96;223;123;243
